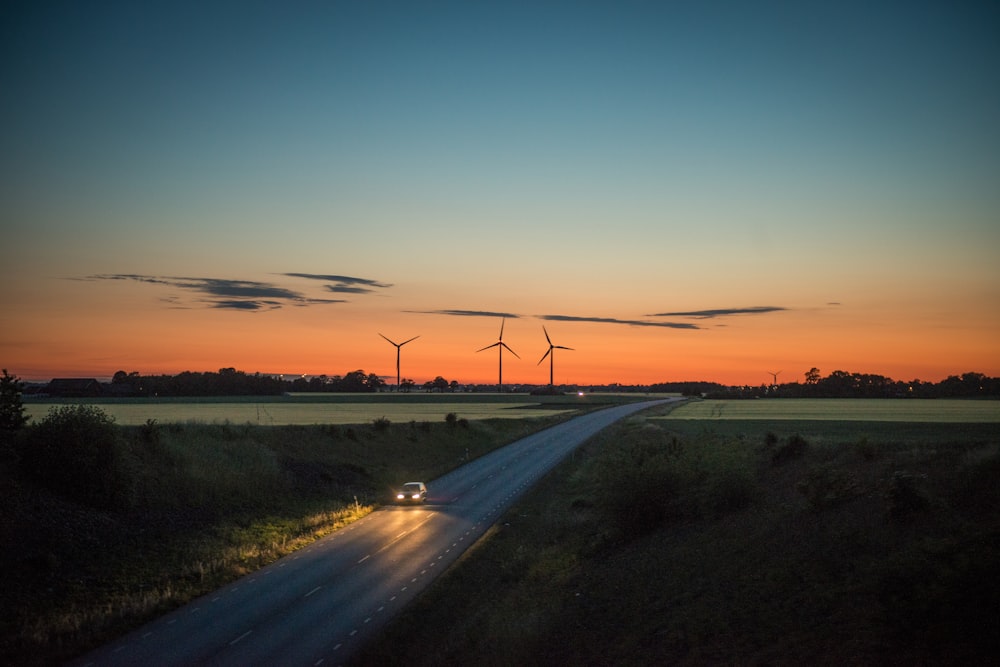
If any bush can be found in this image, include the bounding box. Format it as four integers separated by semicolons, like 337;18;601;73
0;368;28;432
886;470;929;519
19;404;130;509
771;434;808;465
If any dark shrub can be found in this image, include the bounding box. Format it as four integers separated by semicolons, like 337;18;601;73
0;368;28;432
771;434;808;465
886;470;929;519
707;468;757;515
952;451;1000;518
445;412;459;427
797;465;859;512
19;405;128;509
373;416;391;432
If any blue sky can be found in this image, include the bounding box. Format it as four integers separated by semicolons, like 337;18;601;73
3;1;998;384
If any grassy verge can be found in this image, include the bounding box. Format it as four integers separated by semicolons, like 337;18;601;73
0;412;569;666
352;406;1000;665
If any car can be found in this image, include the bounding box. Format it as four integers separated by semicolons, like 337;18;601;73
396;481;427;503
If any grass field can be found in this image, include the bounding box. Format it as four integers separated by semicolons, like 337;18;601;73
354;401;1000;665
6;396;999;665
0;411;574;666
22;392;650;425
665;397;1000;421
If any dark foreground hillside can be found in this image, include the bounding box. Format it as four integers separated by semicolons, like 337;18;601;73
0;414;568;666
354;408;1000;665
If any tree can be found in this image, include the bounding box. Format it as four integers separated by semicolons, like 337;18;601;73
805;367;821;385
1;368;28;431
19;405;128;509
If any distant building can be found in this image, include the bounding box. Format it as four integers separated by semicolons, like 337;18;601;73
45;378;103;397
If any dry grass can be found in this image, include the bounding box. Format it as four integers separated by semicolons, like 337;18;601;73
353;410;1000;666
0;413;569;666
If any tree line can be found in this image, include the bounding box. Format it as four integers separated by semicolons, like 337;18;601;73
648;369;999;399
12;367;1000;400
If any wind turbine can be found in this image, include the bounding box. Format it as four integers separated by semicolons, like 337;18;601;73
476;318;519;392
537;325;574;387
379;333;419;389
767;370;782;387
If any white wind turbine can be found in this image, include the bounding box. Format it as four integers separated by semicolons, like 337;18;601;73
537;325;574;387
476;318;519;392
379;333;419;389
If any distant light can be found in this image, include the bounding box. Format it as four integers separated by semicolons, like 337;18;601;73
577;391;585;396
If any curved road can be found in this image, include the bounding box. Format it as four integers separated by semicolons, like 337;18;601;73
73;399;676;666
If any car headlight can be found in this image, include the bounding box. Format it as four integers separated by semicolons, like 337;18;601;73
396;493;405;499
411;493;420;499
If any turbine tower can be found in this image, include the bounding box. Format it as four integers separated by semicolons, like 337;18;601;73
537;325;574;387
379;333;419;389
768;370;782;386
477;318;519;392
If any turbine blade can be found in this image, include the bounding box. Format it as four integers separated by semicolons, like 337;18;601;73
477;342;500;353
537;348;551;365
499;318;505;340
543;325;551;345
400;335;420;346
379;333;397;346
501;342;520;358
554;345;574;351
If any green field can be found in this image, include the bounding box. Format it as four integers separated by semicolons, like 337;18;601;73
354;402;1000;666
664;398;1000;421
22;392;647;425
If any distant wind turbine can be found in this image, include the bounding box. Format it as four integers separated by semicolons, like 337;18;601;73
476;318;519;392
537;326;574;387
768;370;782;386
379;333;419;389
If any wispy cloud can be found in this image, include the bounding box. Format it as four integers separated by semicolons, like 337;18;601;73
410;309;520;319
86;274;353;311
210;299;282;311
541;314;700;329
648;306;787;319
284;273;393;294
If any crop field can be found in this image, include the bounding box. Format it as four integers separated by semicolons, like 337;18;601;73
663;398;1000;422
22;393;648;426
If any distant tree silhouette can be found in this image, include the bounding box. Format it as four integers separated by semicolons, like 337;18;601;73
1;368;28;432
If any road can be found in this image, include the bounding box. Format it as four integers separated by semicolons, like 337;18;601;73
72;398;676;666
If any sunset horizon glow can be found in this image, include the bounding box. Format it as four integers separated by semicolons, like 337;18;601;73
3;2;998;388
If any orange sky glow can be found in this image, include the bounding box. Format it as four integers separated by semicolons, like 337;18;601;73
3;3;999;387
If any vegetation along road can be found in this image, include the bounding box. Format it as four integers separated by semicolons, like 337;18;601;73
71;398;678;666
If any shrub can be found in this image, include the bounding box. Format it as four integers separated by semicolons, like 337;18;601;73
140;418;160;445
373;416;391;432
0;368;28;432
886;470;929;519
952;450;1000;517
706;468;757;515
19;404;129;509
445;412;459;427
796;465;859;512
854;436;877;461
771;434;808;465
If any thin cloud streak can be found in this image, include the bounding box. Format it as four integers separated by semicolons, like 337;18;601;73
86;274;352;310
410;309;521;319
541;314;700;330
649;306;787;319
283;273;393;289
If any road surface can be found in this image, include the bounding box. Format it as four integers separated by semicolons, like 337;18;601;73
73;398;676;666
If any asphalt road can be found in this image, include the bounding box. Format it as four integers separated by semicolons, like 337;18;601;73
72;398;676;666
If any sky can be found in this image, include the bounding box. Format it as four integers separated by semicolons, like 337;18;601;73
2;0;999;387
